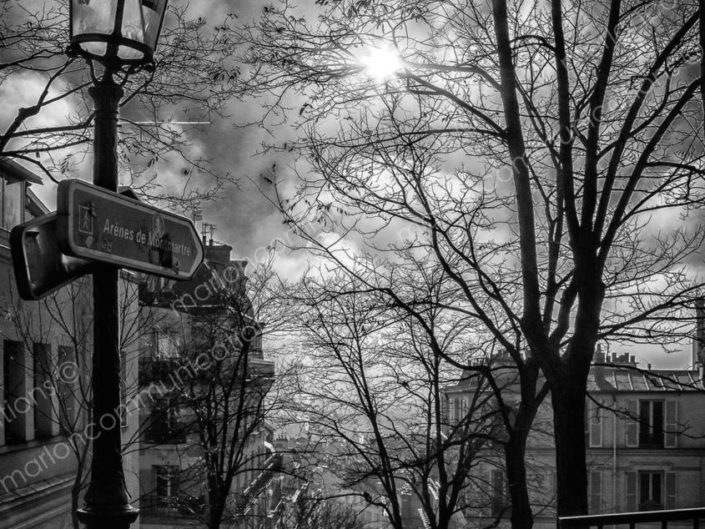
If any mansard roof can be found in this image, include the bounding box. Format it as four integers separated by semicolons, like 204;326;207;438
588;365;705;393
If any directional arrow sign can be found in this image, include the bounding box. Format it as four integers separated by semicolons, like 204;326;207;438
57;179;204;280
11;213;94;301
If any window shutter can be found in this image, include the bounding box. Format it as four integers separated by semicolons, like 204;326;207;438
665;400;678;448
665;472;676;509
589;400;603;448
625;400;638;447
589;470;602;513
490;467;507;516
625;471;637;511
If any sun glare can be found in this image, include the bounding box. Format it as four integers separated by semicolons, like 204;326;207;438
356;45;403;83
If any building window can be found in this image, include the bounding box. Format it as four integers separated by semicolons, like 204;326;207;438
145;399;185;444
639;472;663;510
153;329;181;360
4;340;29;444
639;400;664;448
155;465;179;502
625;399;678;448
625;471;676;511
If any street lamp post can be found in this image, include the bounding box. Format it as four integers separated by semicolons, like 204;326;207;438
68;2;168;528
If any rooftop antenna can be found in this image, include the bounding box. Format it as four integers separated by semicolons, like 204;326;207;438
191;204;203;223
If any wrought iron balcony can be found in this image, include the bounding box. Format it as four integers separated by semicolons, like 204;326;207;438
558;507;705;529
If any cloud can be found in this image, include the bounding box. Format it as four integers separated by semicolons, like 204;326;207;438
0;70;75;138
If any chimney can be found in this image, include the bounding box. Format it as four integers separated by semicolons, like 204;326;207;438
693;299;705;369
595;344;605;364
205;243;234;268
594;344;605;386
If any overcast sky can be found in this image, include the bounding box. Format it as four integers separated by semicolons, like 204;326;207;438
0;1;300;265
2;0;698;370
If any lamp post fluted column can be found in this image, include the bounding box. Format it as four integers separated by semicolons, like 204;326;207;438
76;74;138;529
67;2;169;526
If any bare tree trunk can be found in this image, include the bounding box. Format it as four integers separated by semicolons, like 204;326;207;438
208;484;227;529
552;384;588;518
505;433;533;529
700;0;705;131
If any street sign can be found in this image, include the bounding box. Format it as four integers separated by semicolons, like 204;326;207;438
11;213;94;300
57;179;204;280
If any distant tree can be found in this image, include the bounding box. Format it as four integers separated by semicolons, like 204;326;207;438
235;0;705;522
286;269;517;529
138;253;291;529
279;491;366;529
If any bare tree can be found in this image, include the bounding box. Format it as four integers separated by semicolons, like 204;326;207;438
277;489;366;529
284;267;524;529
233;0;705;521
138;252;292;528
1;0;240;206
5;273;146;529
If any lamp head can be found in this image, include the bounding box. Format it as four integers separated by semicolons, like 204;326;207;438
69;0;168;71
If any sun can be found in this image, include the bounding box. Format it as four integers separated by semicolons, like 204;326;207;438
355;45;403;83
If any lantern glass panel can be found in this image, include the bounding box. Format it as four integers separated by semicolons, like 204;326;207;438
83;42;108;57
69;0;167;65
142;0;168;50
120;0;146;43
72;0;118;58
117;0;146;60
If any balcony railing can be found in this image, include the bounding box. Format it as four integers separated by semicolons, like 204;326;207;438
140;494;205;518
558;507;705;529
234;453;283;515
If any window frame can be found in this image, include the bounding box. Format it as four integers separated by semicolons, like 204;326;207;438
625;470;676;511
155;464;179;501
625;398;678;449
639;400;665;449
153;328;181;360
